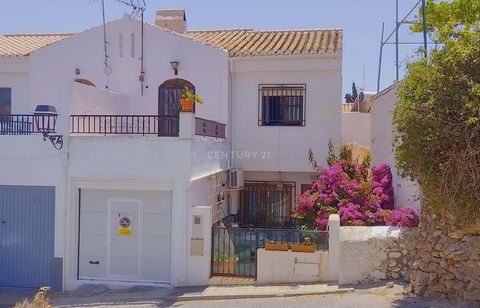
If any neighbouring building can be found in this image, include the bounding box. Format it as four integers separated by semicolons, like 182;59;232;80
0;9;342;290
341;90;374;161
369;83;420;212
340;83;421;212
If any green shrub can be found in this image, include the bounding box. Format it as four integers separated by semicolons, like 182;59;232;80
393;28;480;227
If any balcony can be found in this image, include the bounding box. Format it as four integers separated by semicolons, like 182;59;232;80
70;114;226;139
0;114;58;135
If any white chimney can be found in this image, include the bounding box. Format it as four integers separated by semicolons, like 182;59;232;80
155;9;186;33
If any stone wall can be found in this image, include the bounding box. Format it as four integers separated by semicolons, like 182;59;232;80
339;226;417;285
410;212;480;301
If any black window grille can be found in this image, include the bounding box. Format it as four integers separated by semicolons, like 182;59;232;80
258;85;306;126
240;182;296;228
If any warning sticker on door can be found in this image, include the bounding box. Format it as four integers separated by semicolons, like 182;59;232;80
118;215;132;236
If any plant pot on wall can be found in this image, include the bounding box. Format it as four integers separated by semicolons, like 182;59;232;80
265;242;289;251
291;244;315;253
180;99;194;112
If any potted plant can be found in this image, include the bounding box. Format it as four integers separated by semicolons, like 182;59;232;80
179;85;203;112
265;240;289;251
212;254;238;274
291;236;316;253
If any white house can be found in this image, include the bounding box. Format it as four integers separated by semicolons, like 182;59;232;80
0;9;342;290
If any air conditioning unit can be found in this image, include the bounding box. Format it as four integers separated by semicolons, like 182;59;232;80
228;169;244;189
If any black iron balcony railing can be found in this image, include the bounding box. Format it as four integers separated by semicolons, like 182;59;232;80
0;114;58;135
195;117;226;139
70;115;179;137
70;115;227;138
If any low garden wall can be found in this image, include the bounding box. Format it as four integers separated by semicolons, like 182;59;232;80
257;249;328;284
339;226;418;285
409;212;480;301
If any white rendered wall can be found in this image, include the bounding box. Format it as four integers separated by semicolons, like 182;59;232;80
257;249;328;284
70;83;129;115
370;85;420;212
185;170;227;286
341;112;371;148
231;56;342;172
0;72;30;114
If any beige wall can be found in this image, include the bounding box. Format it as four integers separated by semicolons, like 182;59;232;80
341;112;371;148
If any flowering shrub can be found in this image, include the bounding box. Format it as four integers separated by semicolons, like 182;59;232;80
378;208;420;228
294;159;418;230
371;164;394;210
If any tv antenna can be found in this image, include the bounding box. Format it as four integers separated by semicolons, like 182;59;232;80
91;0;147;94
114;0;146;18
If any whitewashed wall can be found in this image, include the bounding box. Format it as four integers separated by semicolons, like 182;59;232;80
0;71;29;114
341;112;371;148
231;55;342;172
257;249;328;284
70;83;129;115
370;84;421;212
185;170;227;286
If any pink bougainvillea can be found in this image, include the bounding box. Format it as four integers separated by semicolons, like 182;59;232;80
294;160;418;230
371;164;395;210
382;208;420;228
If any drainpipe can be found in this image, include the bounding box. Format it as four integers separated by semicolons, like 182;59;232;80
228;59;234;169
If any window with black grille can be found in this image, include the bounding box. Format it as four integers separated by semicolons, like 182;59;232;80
259;84;305;126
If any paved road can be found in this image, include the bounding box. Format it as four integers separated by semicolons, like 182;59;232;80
2;284;471;308
165;293;458;308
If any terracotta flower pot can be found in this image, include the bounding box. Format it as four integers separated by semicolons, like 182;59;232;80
212;260;236;274
265;243;289;251
291;244;316;253
180;99;194;112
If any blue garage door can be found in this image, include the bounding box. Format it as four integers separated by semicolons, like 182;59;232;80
0;185;55;288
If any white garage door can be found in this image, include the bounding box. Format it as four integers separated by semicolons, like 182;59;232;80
78;190;171;283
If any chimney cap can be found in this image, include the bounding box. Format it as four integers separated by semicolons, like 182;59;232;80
156;9;186;21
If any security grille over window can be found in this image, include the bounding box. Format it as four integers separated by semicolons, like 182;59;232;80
259;84;306;126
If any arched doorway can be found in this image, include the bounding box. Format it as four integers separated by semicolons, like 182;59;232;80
158;78;195;136
74;79;96;87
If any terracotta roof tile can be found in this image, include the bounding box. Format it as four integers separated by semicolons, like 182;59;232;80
0;28;342;57
0;34;73;57
186;28;342;56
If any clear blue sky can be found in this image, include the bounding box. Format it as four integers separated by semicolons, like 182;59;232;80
1;0;425;98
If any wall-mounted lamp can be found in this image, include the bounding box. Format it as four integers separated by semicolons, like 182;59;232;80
34;105;63;150
170;61;180;75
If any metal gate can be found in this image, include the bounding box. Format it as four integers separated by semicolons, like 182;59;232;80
211;225;328;278
0;185;55;288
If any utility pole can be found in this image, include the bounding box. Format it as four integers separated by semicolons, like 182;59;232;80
421;0;428;56
395;0;399;81
377;22;385;93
